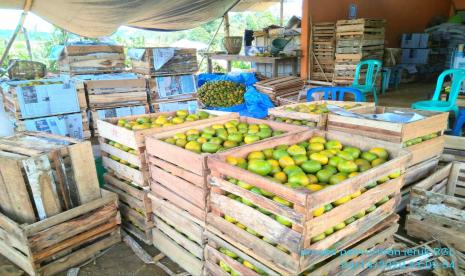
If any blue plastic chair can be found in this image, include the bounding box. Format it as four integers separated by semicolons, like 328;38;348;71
381;67;392;95
350;60;383;105
411;69;465;119
452;109;465;136
306;86;364;102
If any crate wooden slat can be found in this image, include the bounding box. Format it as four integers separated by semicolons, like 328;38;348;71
306;216;398;276
0;189;121;276
312;22;336;81
149;193;204;276
207;130;409;274
268;100;375;129
0;132;101;223
327;106;448;166
58;45;125;75
406;162;465;251
130;47;198;76
441;135;465;163
146;117;307;221
98;110;232;187
85;79;149;109
103;173;153;244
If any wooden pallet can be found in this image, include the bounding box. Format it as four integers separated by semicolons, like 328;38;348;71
131;47;198;76
85;79;148;109
0;189;121;276
0;132;101;224
268;100;375;129
327;106;448;166
103;173;153;244
207;130;409;274
406;162;465;251
149;193;204;276
145;116;306;221
98;110;232;187
254;76;305;105
312;22;336;81
58;45;125;75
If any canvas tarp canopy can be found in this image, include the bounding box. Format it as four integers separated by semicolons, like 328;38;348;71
1;0;242;37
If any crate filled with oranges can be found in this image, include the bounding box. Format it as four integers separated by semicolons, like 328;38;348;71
206;130;410;274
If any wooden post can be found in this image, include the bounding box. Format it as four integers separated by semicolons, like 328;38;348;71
0;0;33;67
224;13;230;37
300;0;310;80
280;0;284;26
23;27;33;61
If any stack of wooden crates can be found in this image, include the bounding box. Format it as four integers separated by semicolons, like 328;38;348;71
333;18;386;86
144;115;306;275
0;78;90;140
0;132;120;275
311;22;336;82
203;129;409;275
130;47;199;112
58;45;149;137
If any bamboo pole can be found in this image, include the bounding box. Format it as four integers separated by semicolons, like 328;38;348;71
224;13;230;37
23;27;33;61
280;0;284;26
0;0;33;67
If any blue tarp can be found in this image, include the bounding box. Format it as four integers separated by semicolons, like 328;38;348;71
197;73;274;118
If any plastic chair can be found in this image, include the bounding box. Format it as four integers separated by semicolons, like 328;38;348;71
411;69;465;119
349;60;383;105
452;109;465;136
381;67;392;95
306;86;364;102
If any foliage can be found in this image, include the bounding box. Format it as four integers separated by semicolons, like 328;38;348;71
1;11;284;73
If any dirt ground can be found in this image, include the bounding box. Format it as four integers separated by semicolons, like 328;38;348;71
0;81;437;276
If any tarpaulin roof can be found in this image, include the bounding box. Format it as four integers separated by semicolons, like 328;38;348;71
1;0;240;37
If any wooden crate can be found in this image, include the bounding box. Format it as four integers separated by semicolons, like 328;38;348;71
0;189;121;276
207;130;410;274
406;162;465;251
97;110;232;187
254;76;305;106
397;157;439;212
336;18;386;39
130;47;198;76
89;104;150;137
204;218;398;276
103;173;153;244
327;106;448;166
441;135;465;163
151;94;198;112
268;100;375;129
149;193;204;276
58;45;125;75
145;117;307;222
85;79;148;109
0;132;101;224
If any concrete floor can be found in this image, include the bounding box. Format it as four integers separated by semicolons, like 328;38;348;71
0;81;438;276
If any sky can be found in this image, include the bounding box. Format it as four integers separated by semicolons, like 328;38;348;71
0;1;302;34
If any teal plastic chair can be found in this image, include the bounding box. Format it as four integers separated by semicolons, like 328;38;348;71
350;60;382;105
411;69;465;118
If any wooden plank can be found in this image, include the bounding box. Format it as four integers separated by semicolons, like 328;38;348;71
148;156;205;186
444;135;465;150
68;142;101;204
152;229;203;276
102;156;145;186
406;135;444;166
0;238;35;276
0;158;36;223
22;155;62;220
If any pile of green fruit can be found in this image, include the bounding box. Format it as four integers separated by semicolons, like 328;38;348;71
222;136;400;247
17;80;63;87
217;248;266;275
115;110;212;130
273;116;317;127
283;103;362;114
163;120;284;154
403;132;439;147
197;81;245;107
106;140;139;169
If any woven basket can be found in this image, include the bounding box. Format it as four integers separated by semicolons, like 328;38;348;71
8;59;46;80
223;36;243;55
